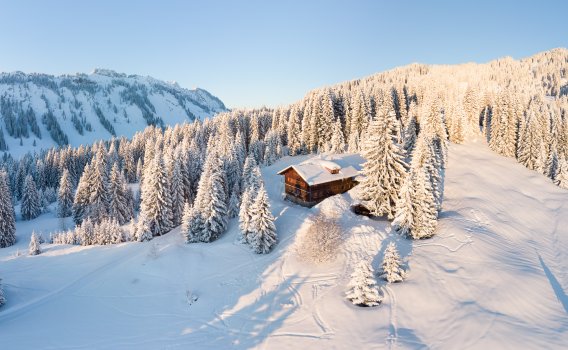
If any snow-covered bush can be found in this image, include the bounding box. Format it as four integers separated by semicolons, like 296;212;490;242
346;260;382;307
297;214;342;264
29;231;42;256
380;242;405;283
51;230;79;245
51;217;125;246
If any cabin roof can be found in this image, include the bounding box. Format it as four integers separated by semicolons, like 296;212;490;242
277;155;361;186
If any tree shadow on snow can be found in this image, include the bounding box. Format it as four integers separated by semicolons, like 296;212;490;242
181;274;308;349
537;253;568;315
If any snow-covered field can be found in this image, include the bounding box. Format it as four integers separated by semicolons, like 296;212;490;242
1;142;568;349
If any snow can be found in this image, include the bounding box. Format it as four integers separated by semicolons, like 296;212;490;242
1;142;568;348
277;154;362;186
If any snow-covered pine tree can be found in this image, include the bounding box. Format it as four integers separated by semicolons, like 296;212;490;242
140;156;173;236
381;242;405;283
329;118;345;154
108;218;124;244
247;184;277;254
0;278;5;307
555;157;568;189
410;167;438;239
108;163;134;225
181;202;192;236
85;147;111;223
0;127;8;151
545;145;559;180
57;169;74;217
241;156;258;192
318;90;335;151
135;214;153;242
360;111;408;219
77;217;95;246
263;130;281;166
287;105;302;156
518;111;546;172
29;231;42;256
238;187;253;242
189;150;228;242
72;162;93;225
403;112;418;154
392;172;414;237
201;160;228;242
21;175;41;220
227;184;240;219
345;260;382;307
411;135;444;211
167;152;185;227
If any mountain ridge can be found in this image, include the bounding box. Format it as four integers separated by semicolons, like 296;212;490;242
0;69;227;156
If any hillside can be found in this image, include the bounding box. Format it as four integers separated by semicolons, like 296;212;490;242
1;142;567;349
0;69;227;156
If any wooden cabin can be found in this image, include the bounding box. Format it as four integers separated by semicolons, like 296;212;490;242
277;157;360;207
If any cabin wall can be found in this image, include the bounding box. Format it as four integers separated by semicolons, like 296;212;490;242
281;167;358;207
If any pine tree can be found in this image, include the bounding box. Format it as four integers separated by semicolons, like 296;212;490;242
555;157;568;189
239;188;253;242
545;146;559;180
0;127;8;151
411;167;438;239
287;105;302;155
135;215;153;242
227;184;240;219
140;156;173;236
0;278;6;307
86;148;111;223
201;163;228;242
345;261;382;307
329;118;345;154
181;202;192;237
21;175;41;220
189;151;228;242
247;184;277;253
518;111;546;172
29;231;42;256
411;135;444;211
72;162;93;225
392;172;414;238
403;113;418;154
241;156;258;192
77;218;95;246
57;169;74;217
381;242;405;283
108;163;134;225
360;112;408;219
167;154;185;227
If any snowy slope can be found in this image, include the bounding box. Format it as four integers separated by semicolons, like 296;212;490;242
0;70;227;157
1;143;568;349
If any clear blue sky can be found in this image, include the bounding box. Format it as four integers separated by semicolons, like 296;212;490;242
0;0;566;108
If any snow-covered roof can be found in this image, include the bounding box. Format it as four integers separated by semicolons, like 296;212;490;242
277;155;361;186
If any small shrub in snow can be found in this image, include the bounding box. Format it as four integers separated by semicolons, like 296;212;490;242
29;231;42;256
380;242;405;283
297;214;342;264
346;260;382;307
186;290;198;306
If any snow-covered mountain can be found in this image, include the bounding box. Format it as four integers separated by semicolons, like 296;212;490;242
0;69;227;156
